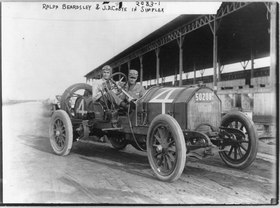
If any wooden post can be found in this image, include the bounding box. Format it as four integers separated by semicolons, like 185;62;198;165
193;63;196;84
155;48;160;86
269;2;277;89
177;35;185;86
118;65;121;79
250;47;254;85
213;17;218;91
127;61;131;74
139;56;143;85
217;60;221;81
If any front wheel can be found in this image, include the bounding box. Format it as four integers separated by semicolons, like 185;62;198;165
49;110;73;156
147;114;186;182
219;111;258;169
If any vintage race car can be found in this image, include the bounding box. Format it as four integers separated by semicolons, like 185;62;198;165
49;72;258;182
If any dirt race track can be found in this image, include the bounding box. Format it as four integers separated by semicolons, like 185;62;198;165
2;102;278;204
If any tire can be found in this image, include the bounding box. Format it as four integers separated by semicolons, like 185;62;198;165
219;111;258;169
109;137;127;150
49;110;73;156
147;114;186;182
60;83;92;117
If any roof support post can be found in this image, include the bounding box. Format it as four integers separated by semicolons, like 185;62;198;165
269;2;277;89
193;63;196;84
250;47;254;85
118;65;121;79
127;61;131;74
213;18;218;92
177;35;185;87
155;48;160;86
209;16;219;92
139;56;143;85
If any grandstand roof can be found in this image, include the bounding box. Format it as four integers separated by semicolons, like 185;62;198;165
85;2;270;80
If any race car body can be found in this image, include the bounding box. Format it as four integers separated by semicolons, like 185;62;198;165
49;72;258;182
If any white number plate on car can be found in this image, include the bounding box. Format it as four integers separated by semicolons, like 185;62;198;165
195;92;213;102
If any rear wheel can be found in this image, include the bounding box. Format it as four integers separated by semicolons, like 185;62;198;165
147;114;186;182
219;111;258;169
49;110;73;156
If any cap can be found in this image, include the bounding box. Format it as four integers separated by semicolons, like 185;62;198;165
102;65;112;73
129;69;138;78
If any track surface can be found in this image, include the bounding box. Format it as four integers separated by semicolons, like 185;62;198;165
2;102;278;204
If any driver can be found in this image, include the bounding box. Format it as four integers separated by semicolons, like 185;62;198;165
92;65;127;109
120;69;146;100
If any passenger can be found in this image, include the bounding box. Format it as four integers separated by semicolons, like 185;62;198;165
91;65;127;109
121;69;146;100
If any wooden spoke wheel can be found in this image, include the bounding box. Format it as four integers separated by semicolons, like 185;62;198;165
147;114;186;182
219;111;258;169
49;110;73;156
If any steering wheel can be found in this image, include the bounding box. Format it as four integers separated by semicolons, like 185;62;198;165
98;72;128;110
109;72;128;95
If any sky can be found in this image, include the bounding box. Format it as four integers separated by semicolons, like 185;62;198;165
2;2;222;101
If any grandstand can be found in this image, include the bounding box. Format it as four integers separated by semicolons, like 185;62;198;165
85;2;278;136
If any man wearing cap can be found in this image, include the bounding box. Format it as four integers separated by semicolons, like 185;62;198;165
91;65;125;108
121;69;146;100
